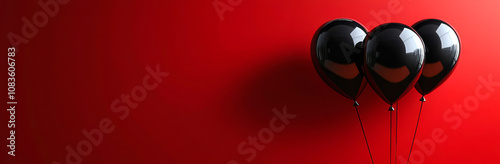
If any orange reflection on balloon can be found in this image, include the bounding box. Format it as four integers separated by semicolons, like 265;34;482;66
324;60;359;79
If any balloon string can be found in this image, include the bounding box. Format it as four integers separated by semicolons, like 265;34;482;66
395;103;398;164
390;109;392;164
407;97;425;164
354;103;375;164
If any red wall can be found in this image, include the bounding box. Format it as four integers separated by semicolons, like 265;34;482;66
1;0;500;163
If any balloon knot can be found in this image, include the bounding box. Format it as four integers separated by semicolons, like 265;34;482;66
389;105;395;111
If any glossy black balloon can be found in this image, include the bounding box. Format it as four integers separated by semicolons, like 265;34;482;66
311;19;367;100
413;19;460;95
364;23;425;104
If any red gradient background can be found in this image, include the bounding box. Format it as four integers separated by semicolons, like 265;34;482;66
1;0;500;163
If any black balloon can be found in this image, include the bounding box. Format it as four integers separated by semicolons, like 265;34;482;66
311;19;367;100
413;19;460;95
364;23;425;106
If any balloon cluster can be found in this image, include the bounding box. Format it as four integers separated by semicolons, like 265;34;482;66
311;19;460;110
